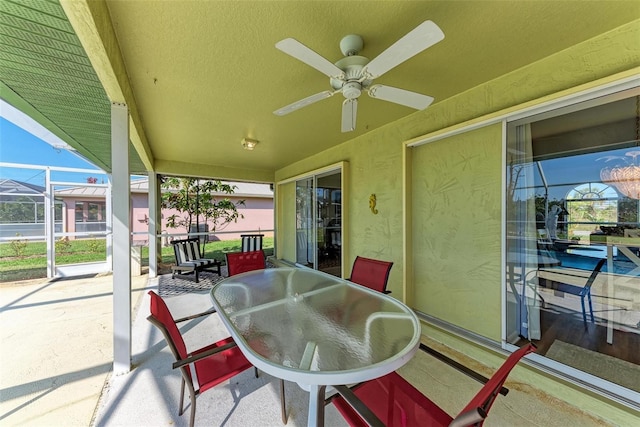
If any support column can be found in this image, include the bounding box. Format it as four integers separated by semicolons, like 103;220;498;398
106;176;113;271
45;167;54;278
148;171;161;278
111;102;131;375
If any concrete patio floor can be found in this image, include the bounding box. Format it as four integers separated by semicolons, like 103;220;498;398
0;272;611;426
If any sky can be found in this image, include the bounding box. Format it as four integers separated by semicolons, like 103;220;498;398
0;100;108;187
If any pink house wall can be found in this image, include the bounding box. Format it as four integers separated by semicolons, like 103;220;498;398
64;199;76;233
59;191;274;244
132;193;274;244
61;197;106;236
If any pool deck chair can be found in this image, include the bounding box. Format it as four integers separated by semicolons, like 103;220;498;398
551;258;606;330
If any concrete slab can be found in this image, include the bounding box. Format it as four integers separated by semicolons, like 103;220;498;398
0;272;612;427
0;273;148;426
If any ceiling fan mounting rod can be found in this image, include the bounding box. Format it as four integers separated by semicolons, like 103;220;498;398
340;34;364;56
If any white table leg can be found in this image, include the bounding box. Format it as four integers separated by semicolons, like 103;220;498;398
307;384;326;427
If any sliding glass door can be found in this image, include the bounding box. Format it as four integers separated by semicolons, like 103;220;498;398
295;168;343;276
295;177;314;267
505;88;640;398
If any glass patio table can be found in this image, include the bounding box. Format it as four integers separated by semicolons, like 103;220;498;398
210;267;421;427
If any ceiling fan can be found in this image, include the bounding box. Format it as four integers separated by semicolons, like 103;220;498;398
273;20;445;133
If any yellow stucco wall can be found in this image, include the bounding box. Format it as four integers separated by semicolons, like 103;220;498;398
411;124;503;340
275;20;640;423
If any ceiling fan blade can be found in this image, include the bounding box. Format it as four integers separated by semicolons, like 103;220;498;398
341;98;357;132
274;91;335;116
367;84;434;110
276;38;345;80
362;20;444;79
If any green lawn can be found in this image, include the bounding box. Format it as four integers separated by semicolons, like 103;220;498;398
0;237;274;282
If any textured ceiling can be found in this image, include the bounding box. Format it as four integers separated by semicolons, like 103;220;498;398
1;1;638;180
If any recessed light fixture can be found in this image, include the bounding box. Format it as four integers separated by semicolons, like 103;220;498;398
241;138;259;150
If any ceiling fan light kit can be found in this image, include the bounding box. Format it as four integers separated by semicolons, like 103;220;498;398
274;20;444;132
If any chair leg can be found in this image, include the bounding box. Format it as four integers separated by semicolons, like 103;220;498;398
189;389;197;427
280;379;287;424
580;296;588;330
179;378;186;415
586;291;595;322
179;377;197;427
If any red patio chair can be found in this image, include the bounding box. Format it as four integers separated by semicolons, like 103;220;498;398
147;291;286;426
349;256;393;293
226;249;266;276
331;343;536;427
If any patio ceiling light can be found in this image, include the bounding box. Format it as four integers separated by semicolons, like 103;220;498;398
241;138;259;150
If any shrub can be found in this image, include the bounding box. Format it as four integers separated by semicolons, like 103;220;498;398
56;237;72;254
87;237;103;253
9;233;28;258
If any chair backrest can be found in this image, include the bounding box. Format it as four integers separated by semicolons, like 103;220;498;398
172;240;190;265
172;238;206;263
185;238;203;260
584;258;607;291
349;256;394;293
226;250;266;276
241;234;264;252
147;291;192;381
459;343;536;419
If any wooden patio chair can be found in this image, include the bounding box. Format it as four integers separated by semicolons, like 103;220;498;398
241;234;264;252
171;238;221;283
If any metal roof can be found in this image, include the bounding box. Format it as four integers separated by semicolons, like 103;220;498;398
54;178;273;198
0;0;146;174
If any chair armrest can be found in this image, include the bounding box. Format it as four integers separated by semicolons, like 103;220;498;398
333;384;385;427
448;407;487;427
172;340;237;369
174;308;217;323
419;344;508;396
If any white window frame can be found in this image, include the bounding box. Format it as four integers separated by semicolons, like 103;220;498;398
503;80;640;408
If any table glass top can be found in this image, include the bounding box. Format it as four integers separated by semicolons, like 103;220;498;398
211;268;419;376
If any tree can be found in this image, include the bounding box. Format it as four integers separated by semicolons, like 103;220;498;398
160;177;245;255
